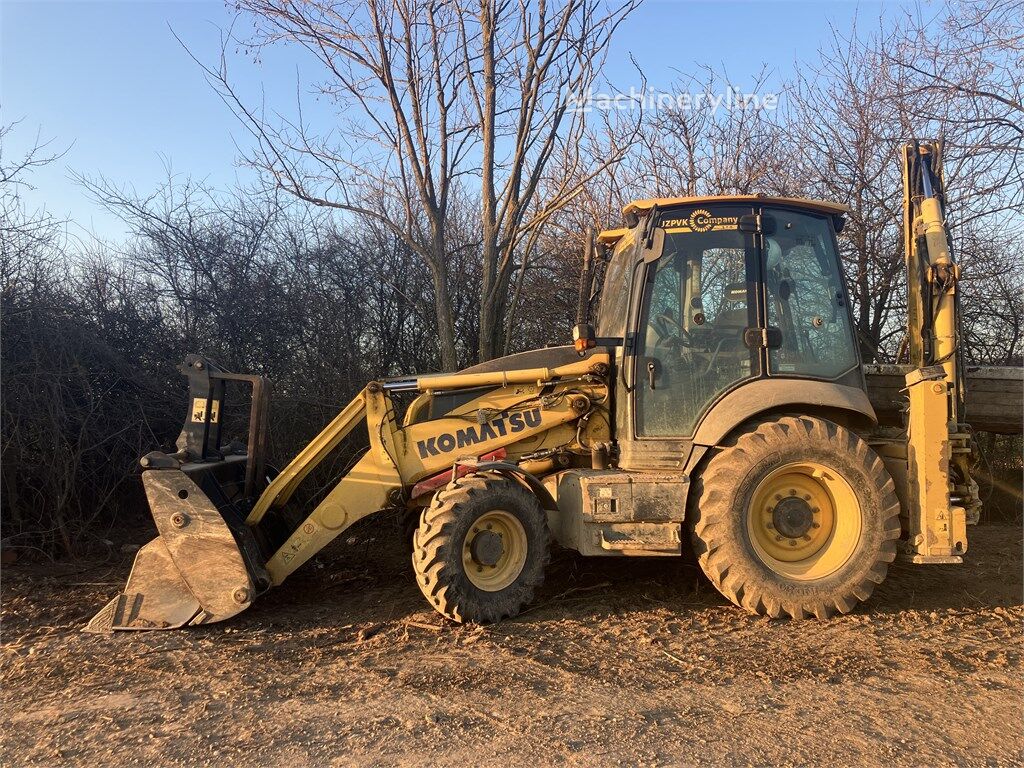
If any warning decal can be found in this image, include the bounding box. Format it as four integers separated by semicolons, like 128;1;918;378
191;398;220;424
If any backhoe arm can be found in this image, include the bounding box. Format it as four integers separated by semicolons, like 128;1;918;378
899;141;979;562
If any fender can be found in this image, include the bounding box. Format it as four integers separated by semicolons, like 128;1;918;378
693;378;876;448
458;460;559;511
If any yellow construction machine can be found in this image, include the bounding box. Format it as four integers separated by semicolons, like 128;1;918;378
88;140;987;630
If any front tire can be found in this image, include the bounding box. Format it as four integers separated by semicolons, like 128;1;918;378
413;474;550;623
690;416;901;619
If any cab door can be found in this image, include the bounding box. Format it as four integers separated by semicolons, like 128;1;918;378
621;204;759;469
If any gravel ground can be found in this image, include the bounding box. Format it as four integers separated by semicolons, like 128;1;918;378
2;523;1021;767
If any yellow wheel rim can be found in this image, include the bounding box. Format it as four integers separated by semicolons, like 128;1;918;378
462;510;528;592
746;461;861;581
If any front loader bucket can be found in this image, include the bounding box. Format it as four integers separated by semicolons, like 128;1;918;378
86;468;256;631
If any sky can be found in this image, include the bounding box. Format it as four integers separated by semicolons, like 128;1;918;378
1;0;906;241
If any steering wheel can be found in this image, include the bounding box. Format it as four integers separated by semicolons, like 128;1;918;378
652;312;693;348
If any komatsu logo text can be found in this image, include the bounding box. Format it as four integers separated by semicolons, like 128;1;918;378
416;408;543;459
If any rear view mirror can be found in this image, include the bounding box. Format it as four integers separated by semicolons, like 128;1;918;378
739;214;777;235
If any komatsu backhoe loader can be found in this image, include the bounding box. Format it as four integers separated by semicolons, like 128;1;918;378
88;140;985;630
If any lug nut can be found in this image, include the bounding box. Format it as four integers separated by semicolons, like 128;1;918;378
775;535;783;541
812;522;820;529
789;540;797;547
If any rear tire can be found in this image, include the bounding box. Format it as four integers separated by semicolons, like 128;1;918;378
690;416;901;619
413;474;550;623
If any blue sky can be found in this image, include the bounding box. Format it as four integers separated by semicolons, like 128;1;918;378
2;0;903;240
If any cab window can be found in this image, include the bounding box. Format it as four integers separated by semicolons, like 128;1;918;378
762;210;858;377
595;235;635;338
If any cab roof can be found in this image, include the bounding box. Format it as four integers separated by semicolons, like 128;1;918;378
622;195;850;218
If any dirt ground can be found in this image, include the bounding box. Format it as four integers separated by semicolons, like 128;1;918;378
2;523;1021;767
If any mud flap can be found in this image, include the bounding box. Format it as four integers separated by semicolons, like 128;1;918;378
86;469;256;632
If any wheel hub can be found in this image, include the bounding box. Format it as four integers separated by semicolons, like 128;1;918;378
772;497;815;539
746;461;861;580
462;510;529;592
469;530;504;566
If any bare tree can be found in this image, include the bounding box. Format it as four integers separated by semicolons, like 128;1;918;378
468;0;639;359
0;120;69;268
193;0;639;366
633;66;793;198
883;0;1022;213
783;23;921;362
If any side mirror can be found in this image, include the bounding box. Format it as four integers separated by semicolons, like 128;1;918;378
641;227;665;263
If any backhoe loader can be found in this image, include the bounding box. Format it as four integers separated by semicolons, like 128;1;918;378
88;140;989;630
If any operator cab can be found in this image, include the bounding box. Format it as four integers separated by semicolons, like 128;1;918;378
596;196;864;470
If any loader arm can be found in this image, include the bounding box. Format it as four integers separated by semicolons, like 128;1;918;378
255;357;610;583
89;353;610;629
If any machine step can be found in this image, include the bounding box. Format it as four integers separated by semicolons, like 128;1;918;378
598;522;681;555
